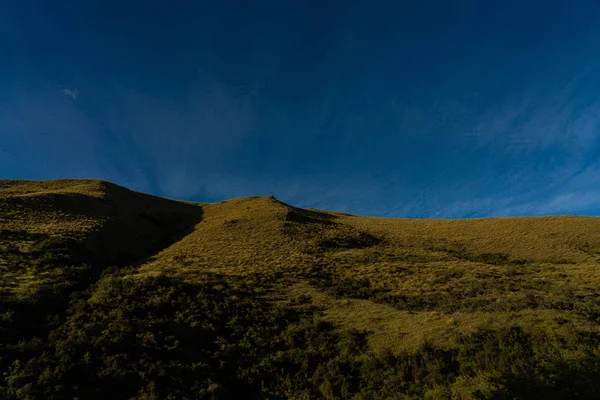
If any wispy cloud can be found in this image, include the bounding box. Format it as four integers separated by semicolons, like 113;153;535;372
424;160;600;218
63;88;78;101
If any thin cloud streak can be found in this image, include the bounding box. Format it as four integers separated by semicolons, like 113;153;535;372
63;88;78;101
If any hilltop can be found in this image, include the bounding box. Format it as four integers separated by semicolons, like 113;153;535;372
2;179;600;399
1;179;202;299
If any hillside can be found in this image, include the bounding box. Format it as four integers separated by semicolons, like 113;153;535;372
2;179;600;399
0;179;202;300
137;194;600;351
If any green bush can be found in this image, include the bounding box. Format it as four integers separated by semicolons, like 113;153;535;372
3;270;600;399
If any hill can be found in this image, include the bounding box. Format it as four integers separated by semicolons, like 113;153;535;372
2;179;600;399
1;179;202;300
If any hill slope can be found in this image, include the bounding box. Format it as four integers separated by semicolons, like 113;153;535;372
1;179;202;299
2;179;600;399
134;193;600;351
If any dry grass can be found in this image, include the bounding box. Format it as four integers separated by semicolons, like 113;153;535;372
285;281;600;353
0;179;202;298
4;179;600;353
138;196;304;277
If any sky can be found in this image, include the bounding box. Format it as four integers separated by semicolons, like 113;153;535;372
2;0;600;218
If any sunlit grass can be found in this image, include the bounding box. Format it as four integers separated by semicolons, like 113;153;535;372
4;178;600;355
4;179;600;397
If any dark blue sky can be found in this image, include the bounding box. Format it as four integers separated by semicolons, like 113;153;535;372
2;0;600;217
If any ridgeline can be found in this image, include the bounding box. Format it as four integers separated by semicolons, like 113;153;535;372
2;179;600;399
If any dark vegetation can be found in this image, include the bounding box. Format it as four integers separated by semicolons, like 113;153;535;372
309;260;600;320
1;235;600;399
3;270;600;399
0;195;204;398
3;182;600;398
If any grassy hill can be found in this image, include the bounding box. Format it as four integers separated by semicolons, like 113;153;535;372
2;179;600;399
1;179;202;300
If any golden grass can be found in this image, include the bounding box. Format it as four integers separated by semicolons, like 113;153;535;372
4;179;600;353
345;213;600;263
138;196;308;278
285;281;600;353
0;179;202;297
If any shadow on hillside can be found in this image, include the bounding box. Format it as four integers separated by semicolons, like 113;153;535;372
5;185;204;263
284;207;338;225
93;201;205;268
0;201;204;369
317;231;382;250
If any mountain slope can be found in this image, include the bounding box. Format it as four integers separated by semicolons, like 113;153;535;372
132;192;600;352
4;179;600;349
1;179;202;299
3;179;600;399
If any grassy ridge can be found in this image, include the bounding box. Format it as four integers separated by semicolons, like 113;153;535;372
2;179;600;398
135;193;600;353
1;179;202;299
0;180;203;396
